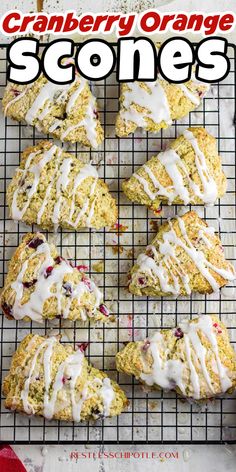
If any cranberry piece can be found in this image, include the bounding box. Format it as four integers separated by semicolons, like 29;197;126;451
138;277;146;286
146;248;154;258
23;279;37;288
76;265;88;272
77;342;89;352
54;256;64;264
44;266;53;278
99;304;109;317
82;276;91;291
142;340;151;352
93;109;98;119
175;328;184;339
213;322;222;334
62;282;72;297
62;376;71;384
153;208;162;215
1;302;12;317
28;237;44;249
11;88;21;97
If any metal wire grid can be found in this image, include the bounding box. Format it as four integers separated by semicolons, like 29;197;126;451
0;42;236;444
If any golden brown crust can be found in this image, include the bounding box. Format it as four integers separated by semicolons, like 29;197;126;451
2;75;104;148
116;79;209;137
123;127;226;209
116;315;236;400
3;334;128;422
129;211;235;296
0;232;112;324
7;141;117;231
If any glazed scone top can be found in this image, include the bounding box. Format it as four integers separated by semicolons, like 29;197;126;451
1;233;110;324
123;127;226;207
20;337;115;421
2;72;104;148
116;72;210;136
3;334;128;422
7;141;117;231
116;315;236;400
129;211;235;297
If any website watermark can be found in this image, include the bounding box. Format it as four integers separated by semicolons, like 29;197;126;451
69;451;179;461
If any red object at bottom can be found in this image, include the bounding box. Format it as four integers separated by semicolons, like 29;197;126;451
0;445;27;472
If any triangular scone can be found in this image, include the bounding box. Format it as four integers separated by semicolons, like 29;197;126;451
2;73;104;148
116;76;209;137
3;334;128;422
123;127;226;209
128;211;235;297
7;141;117;231
116;315;236;400
1;233;111;324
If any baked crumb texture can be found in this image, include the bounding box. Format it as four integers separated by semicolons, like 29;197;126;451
2;73;104;148
3;334;128;422
129;211;235;297
123;127;227;209
7;141;117;231
0;232;111;324
116;315;236;400
116;75;210;137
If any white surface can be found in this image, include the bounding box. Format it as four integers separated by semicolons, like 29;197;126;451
12;444;236;471
0;0;236;471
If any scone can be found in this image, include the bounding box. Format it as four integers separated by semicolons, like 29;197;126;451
3;334;128;422
128;211;235;297
123;127;226;208
116;315;236;400
116;75;209;137
1;232;111;324
7;141;117;231
2;72;104;148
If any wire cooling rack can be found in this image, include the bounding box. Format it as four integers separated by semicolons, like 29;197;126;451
0;43;236;445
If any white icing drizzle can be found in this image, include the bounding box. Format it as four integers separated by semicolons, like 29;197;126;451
8;75;98;148
37;148;62;225
141;332;186;393
183;129;218;204
52;158;72;226
21;337;115;420
120;80;172;128
134;216;235;295
4;87;29;115
61;94;98;148
190;73;210;91
66;77;86;113
177;72;210;105
10;145;99;229
94;377;115;416
11;145;57;220
67;164;98;228
133;130;218;206
48;119;62;132
141;315;232;399
11;240;103;322
177;84;200;106
25;82;72;125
